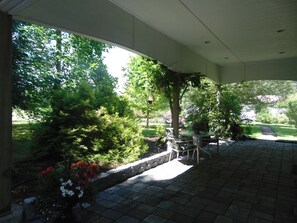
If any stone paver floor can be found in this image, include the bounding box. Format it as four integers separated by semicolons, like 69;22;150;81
81;140;297;223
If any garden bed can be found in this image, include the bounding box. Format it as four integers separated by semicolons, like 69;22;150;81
11;137;164;205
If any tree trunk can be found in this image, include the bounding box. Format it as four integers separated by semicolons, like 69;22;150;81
55;30;62;74
146;106;149;128
54;30;62;89
216;84;221;107
171;72;180;138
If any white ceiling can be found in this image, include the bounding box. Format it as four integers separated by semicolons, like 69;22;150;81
1;0;297;84
110;0;297;65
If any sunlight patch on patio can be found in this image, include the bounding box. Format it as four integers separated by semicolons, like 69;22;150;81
134;159;194;181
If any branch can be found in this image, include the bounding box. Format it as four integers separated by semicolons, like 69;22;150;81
180;84;189;100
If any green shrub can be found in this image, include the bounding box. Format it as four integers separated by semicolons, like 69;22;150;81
184;81;242;139
272;114;288;124
33;82;147;165
156;125;165;136
241;124;262;138
256;108;289;124
286;100;297;128
242;123;252;135
90;108;148;164
256;108;273;124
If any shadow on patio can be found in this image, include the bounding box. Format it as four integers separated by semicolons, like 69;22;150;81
80;140;297;223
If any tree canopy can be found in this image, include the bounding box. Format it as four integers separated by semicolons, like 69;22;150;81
12;21;147;165
124;56;167;116
12;20;113;118
124;56;202;135
226;80;296;112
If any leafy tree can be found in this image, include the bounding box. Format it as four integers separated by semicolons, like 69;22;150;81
12;21;57;113
124;56;167;126
183;79;242;137
184;79;296;138
152;65;201;137
12;20;111;118
285;94;297;128
125;56;202;136
13;20;144;165
226;80;296;112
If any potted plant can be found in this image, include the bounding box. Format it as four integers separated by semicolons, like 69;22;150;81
34;161;99;222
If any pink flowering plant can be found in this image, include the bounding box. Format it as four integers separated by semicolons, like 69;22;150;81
34;161;99;219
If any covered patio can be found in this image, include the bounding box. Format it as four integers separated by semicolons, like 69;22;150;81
1;0;297;220
77;140;297;222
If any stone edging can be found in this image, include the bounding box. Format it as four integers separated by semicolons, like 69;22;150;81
91;151;171;192
21;151;171;222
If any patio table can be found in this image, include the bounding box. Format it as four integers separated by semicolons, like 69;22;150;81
179;132;219;163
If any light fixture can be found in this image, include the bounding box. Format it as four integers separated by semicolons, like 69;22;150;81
147;96;153;104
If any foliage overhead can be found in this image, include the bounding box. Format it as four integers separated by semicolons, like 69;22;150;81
124;56;168;115
12;20;112;118
226;80;296;112
124;56;202;135
13;21;147;165
151;63;202;111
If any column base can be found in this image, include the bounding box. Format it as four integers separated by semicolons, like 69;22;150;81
0;204;23;223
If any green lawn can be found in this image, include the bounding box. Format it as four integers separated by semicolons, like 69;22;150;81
242;124;262;138
266;124;297;141
144;122;297;141
243;123;297;141
140;123;170;138
12;121;35;164
142;126;158;137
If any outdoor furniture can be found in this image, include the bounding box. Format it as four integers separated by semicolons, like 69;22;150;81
167;136;199;164
180;130;219;154
192;135;212;162
165;128;199;163
196;133;219;155
166;129;219;164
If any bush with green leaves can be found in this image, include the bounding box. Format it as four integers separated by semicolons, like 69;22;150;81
183;80;242;138
155;125;166;136
255;108;288;124
255;108;273;123
33;81;147;165
286;99;297;128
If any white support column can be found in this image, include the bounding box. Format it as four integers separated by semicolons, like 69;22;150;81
0;12;12;216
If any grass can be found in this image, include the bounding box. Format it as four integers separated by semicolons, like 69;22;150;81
265;124;297;141
142;127;158;138
242;123;297;141
142;122;297;141
12;121;35;164
242;124;262;138
140;123;170;138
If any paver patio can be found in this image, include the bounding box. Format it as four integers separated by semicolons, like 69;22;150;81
80;140;297;223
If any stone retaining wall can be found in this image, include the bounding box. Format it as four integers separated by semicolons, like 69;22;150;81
91;151;171;192
21;151;172;222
